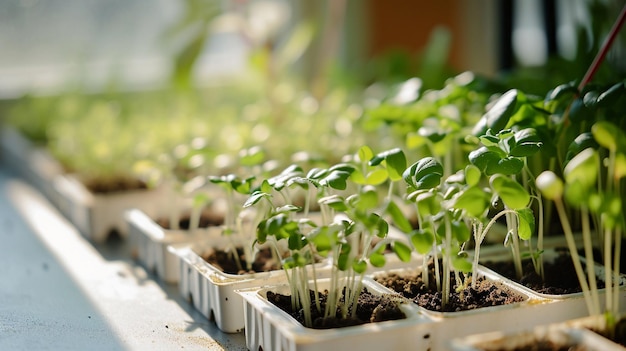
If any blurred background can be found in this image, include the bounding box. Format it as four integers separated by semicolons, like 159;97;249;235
1;0;624;97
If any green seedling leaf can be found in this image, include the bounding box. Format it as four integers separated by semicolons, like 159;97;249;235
564;180;590;207
239;146;265;167
589;192;622;230
337;244;351;271
307;167;328;180
385;200;413;233
288;232;307;251
479;134;500;147
583;91;599;108
286;176;309;189
353;259;368;274
490;174;530;210
409;190;442;217
370;148;407;181
596;82;624;108
563;148;598;189
370;251;387;267
208;174;233;186
318;195;348;211
243;190;269;208
276;204;301;214
353;189;379;212
406;131;428;149
233;176;255;194
510;128;543;157
192;193;211;207
256;220;269;244
472;89;518;136
471;146;524;176
508;103;548;127
496;129;514;140
259;179;273;194
329;163;358;174
564;133;598;166
465;164;481;187
282;256;296;269
451;220;471;243
359;212;388;237
392;241;412;262
616;154;626;180
592;121;626;153
310;228;332;254
269;164;304;190
452;255;473;273
320;169;353;190
452;186;489;218
418;125;447;143
568;98;594;123
516;208;535;240
403;157;444;190
358;145;374;163
469;147;499;173
547;83;578;101
489;157;524;176
366;168;389;185
283;252;308;269
536;171;564;200
411;229;435;255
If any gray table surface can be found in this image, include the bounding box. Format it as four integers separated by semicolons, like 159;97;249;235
0;168;247;350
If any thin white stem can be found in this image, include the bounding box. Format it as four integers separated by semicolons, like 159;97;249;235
613;227;622;316
581;206;600;316
471;221;483;288
555;198;595;316
537;194;545;280
604;227;613;315
442;217;451;308
506;211;523;280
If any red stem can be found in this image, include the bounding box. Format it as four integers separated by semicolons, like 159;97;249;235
578;4;626;91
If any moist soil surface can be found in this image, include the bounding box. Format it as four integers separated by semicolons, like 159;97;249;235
266;287;406;329
156;212;223;230
488;318;626;351
590;317;626;348
83;176;148;194
201;247;282;275
375;261;525;312
481;340;588;351
482;249;605;295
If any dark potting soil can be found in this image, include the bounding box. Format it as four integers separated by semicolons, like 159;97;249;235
579;244;626;274
614;318;626;347
375;262;525;312
201;247;281;275
266;287;406;329
588;317;626;348
482;250;605;295
480;340;588;351
83;176;148;194
156;212;223;230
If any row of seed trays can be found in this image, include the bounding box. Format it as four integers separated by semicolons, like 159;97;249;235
2;60;626;351
2;37;626;350
120;75;626;350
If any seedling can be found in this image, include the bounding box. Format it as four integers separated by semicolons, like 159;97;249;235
537;120;626;336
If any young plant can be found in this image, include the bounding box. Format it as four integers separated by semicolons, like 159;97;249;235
469;127;541;280
403;157;444;290
256;179;392;327
320;188;392;323
208;173;256;272
537;120;626;335
346;146;411;236
403;157;477;308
